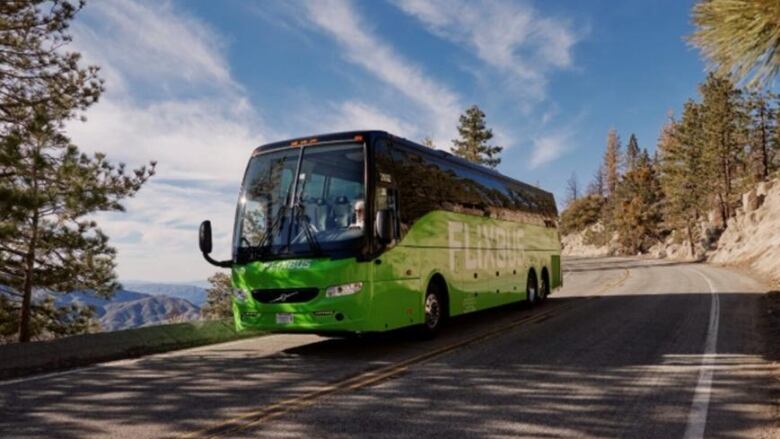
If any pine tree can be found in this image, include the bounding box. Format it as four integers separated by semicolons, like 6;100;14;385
699;73;747;220
0;2;155;342
1;114;155;342
587;165;605;196
564;171;579;206
745;90;777;182
614;149;663;254
625;134;640;171
421;136;436;149
603;128;622;196
0;1;103;128
658;101;708;256
451;105;502;168
690;0;780;87
200;272;233;320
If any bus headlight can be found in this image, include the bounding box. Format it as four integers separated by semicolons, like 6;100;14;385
233;288;248;302
326;282;363;298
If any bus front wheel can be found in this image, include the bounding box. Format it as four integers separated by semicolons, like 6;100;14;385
420;283;445;338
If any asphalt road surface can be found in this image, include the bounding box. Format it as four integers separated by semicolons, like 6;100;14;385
1;257;778;438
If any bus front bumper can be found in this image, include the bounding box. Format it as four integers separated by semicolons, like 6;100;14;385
233;300;370;334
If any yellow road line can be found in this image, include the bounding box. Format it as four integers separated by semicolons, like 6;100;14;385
596;268;631;294
177;301;577;439
180;266;633;438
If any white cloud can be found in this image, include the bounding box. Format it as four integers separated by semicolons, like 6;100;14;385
328;101;418;139
303;0;462;147
65;0;268;282
73;0;234;89
394;0;580;101
529;132;571;169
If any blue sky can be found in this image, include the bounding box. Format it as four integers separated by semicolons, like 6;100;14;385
65;0;707;282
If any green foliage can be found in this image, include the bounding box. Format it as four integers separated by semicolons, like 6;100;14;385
201;272;234;320
0;1;154;342
699;73;748;219
745;90;779;182
690;0;780;88
658;102;708;255
451;105;503;168
0;1;103;126
560;194;606;235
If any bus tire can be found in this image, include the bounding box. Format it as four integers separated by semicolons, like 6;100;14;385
540;269;550;302
420;282;446;338
527;271;539;306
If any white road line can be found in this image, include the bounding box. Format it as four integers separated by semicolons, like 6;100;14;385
683;268;720;439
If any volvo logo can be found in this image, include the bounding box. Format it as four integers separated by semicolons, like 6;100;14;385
270;291;299;303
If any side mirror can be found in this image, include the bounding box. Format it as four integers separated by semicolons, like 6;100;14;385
375;209;395;244
199;220;213;254
199;220;232;268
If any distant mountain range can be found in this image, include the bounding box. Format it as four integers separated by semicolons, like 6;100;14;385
122;282;208;307
2;281;210;333
55;289;202;331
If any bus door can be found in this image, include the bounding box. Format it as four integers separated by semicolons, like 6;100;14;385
369;138;421;328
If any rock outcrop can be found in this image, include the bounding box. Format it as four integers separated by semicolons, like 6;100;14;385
709;179;780;285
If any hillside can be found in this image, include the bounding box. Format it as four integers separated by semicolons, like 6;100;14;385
99;295;201;331
709;180;780;285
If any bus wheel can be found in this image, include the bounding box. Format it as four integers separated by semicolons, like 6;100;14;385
539;271;550;302
527;272;539;306
421;284;445;337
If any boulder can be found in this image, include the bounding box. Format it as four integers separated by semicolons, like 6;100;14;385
707;208;723;227
743;189;759;212
756;180;774;197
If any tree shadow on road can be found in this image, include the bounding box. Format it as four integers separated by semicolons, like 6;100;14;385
0;292;776;438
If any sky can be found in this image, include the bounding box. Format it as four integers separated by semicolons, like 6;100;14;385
64;0;707;282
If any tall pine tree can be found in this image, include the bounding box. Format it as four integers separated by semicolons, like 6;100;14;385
452;105;502;168
0;1;155;342
614;149;663;254
699;73;747;220
745;90;777;182
659;101;708;256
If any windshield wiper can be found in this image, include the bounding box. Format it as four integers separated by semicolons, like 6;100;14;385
236;203;288;264
293;201;322;255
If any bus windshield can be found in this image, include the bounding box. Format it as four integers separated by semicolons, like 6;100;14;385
234;143;365;262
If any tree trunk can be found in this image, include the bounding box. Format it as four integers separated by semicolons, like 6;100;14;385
686;224;695;258
19;218;36;343
760;107;769;180
18;142;40;343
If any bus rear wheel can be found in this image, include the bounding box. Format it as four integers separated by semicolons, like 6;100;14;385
527;272;539;306
539;271;550;303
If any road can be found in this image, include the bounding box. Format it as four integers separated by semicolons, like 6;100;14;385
1;257;778;438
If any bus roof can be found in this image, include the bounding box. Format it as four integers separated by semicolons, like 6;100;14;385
252;130;556;208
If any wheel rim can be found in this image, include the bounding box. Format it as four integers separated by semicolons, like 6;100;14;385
425;293;441;329
528;280;537;303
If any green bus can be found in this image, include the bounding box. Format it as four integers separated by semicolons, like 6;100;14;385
199;131;562;336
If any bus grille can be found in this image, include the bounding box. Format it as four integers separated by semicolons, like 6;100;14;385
251;288;319;304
